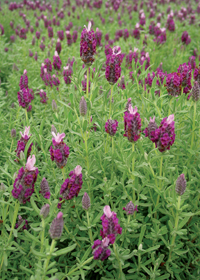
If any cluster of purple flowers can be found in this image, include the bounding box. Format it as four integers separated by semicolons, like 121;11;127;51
49;132;70;169
12;155;39;204
18;70;34;111
144;115;175;152
15;126;33;162
92;206;122;261
124;104;142;143
53;51;62;70
105;119;118;136
58;165;83;207
80;21;96;65
181;31;191;45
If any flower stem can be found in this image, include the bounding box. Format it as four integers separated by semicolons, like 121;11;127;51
66;256;94;277
86;211;93;243
86;67;89;98
113;243;122;279
84;132;89;170
191;101;196;150
168;196;181;262
132;143;135;202
43;239;56;279
25;109;28;125
62;168;65;181
40;219;45;256
8;200;20;243
109;85;113;118
155;156;163;217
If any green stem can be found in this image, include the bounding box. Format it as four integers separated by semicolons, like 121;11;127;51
10;139;13;153
86;211;93;243
132;143;135;202
86;67;89;98
191;101;196;150
113;243;122;279
66;256;94;277
43;239;56;279
40;219;45;255
168;196;181;262
109;85;113;118
155;156;163;217
62;168;65;181
121;215;131;246
25;109;28;125
84;132;89;170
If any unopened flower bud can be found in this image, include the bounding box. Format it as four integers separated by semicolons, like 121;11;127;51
49;212;64;239
0;183;5;191
40;178;51;199
175;174;186;196
82;192;90;210
191;81;200;102
52;100;58;111
11;129;16;138
79;96;87;116
40;204;50;218
51;125;57;134
123;201;138;215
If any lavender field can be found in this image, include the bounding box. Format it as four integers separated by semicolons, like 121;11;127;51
0;0;200;279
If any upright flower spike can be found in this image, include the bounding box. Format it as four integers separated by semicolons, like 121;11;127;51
12;155;39;204
105;46;124;85
49;132;70;168
19;69;28;90
79;96;87;116
49;212;64;239
60;165;83;201
15;215;28;230
191;81;200;102
18;88;34;111
124;104;142;143
123;201;138;215
100;205;122;245
15;126;33;162
105;119;118;136
40;204;50;219
80;21;96;65
92;237;111;261
82;192;91;210
53;51;62;70
175;174;186;196
40;178;51;199
143;117;158;141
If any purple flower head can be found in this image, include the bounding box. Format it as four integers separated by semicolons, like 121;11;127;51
100;205;122;245
123;201;138;215
50;132;69;169
56;38;62;54
175;174;186;196
181;31;191;45
12;155;39;204
40;204;50;219
40;178;51;199
165;72;182;96
39;89;48;104
95;28;102;46
118;76;126;89
80;21;96;65
57;30;64;41
49;212;64;239
191;81;200;102
125;98;132;112
48;26;54;38
15;215;28;230
105;119;118;136
19;69;28;90
63;65;73;85
82;192;91;210
18;87;34;111
60;165;83;200
79;96;87;116
92;237;111;261
143;117;158;141
153;114;175;152
124;105;141;143
177;63;192;94
53;51;62;70
132;23;140;39
105;46;124;85
15;126;32;162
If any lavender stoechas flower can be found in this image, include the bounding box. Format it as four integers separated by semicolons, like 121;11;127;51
124;105;141;143
48;26;54;38
19;69;28;90
11;128;16;138
40;204;50;219
49;212;64;239
57;30;64;41
79;96;87;116
40;41;45;51
66;31;72;46
60;166;82;203
72;30;78;43
143;116;158;141
49;132;70;168
194;66;200;85
18;88;34;111
188;56;196;70
36;31;40;39
12;155;39;204
105;119;118;136
132;23;140;39
92;237;111;261
105;46;124;85
100;205;122;244
53;51;62;70
63;65;73;85
82;192;91;210
177;63;192;94
191;81;200;102
56;38;62;54
123;201;138;215
39;89;48;104
15;126;33;161
165;72;182;96
118;76;126;89
52;75;60;90
181;31;191;45
15;215;28;230
95;28;102;46
175;174;186;196
125;98;132;112
40;178;51;199
80;21;96;65
155;114;176;152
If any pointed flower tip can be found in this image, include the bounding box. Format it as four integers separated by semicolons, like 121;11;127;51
57;212;63;219
103;205;112;218
150;116;155;122
128;104;137;115
26;155;36;171
74;165;82;176
23;69;27;75
167;114;174;124
54;51;58;56
52;132;65;143
84;21;92;32
102;237;110;247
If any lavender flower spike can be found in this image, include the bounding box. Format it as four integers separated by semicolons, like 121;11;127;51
40;178;51;199
92;237;111;261
40;204;50;219
123;201;138;215
80;21;96;65
175;174;186;196
49;212;64;239
26;155;36;171
82;192;91;210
